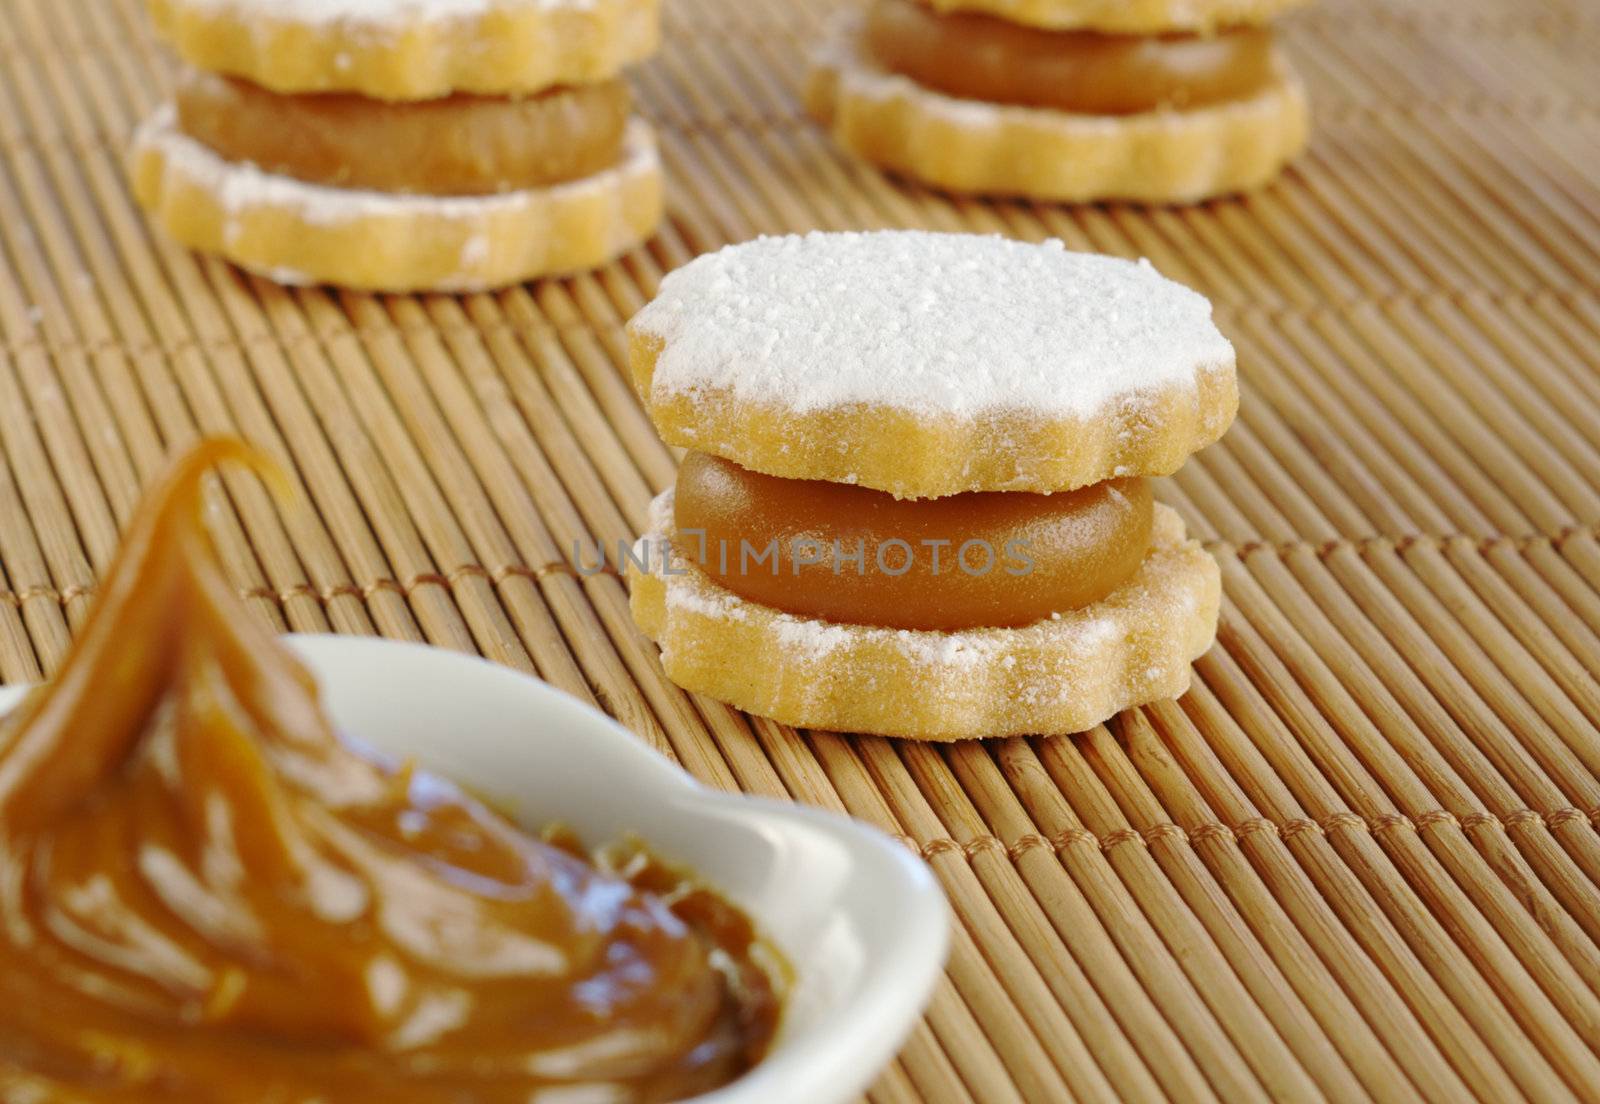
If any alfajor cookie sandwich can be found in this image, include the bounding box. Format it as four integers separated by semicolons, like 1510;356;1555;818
131;0;663;291
808;0;1311;204
626;231;1237;740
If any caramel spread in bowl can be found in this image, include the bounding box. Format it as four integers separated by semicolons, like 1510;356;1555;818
0;440;782;1102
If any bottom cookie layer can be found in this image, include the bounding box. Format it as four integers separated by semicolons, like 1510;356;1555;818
630;492;1221;740
806;13;1309;204
129;106;662;291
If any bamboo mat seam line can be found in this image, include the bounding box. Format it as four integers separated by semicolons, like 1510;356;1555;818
664;99;1600;137
654;98;1600;139
1;10;1593;48
898;806;1600;862
8;286;1600;360
1218;288;1600;319
0;562;622;611
1315;97;1600;123
1300;10;1600;32
4;524;1598;610
1221;524;1600;558
7;96;1599;140
0;10;1593;56
0;316;625;361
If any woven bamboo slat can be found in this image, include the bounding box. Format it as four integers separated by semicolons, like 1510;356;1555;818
0;0;1597;1099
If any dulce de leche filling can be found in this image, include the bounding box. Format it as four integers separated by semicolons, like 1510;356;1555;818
175;67;631;195
864;0;1278;114
674;451;1154;632
0;440;780;1102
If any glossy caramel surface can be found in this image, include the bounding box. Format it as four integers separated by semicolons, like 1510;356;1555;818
175;68;630;195
673;452;1153;631
0;440;780;1102
864;0;1277;114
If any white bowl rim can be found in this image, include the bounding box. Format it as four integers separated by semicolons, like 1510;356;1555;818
0;633;951;1104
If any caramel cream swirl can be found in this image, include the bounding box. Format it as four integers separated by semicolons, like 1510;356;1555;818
0;440;778;1102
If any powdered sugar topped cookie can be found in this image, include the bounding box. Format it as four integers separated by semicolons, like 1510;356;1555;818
626;231;1235;737
148;0;659;99
808;18;1310;205
804;0;1309;204
130;109;661;291
629;231;1237;499
134;0;661;287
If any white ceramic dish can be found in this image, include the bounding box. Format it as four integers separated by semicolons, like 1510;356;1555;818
0;634;949;1104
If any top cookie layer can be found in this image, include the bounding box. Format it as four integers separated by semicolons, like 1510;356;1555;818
148;0;660;100
629;232;1238;499
915;0;1308;32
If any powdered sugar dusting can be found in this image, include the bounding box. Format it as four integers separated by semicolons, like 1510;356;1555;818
772;616;851;660
172;0;598;28
635;231;1234;421
460;234;489;268
768;615;1010;672
666;586;749;623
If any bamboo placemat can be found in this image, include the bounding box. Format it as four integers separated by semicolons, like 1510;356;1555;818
3;0;1600;1099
